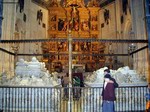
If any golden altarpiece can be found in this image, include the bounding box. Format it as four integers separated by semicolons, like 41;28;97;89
42;0;106;72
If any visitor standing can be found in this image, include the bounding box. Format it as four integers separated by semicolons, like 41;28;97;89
101;74;116;112
63;73;69;99
146;83;150;112
73;76;81;99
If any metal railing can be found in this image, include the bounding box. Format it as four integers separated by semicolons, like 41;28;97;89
0;85;148;112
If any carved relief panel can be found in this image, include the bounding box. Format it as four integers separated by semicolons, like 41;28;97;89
48;3;100;38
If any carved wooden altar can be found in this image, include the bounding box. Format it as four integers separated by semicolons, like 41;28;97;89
42;0;105;72
48;0;100;38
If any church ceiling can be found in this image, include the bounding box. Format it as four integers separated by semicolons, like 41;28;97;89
32;0;108;8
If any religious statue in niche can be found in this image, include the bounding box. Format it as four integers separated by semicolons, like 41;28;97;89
57;42;67;51
122;0;128;15
51;15;56;21
62;19;68;31
50;24;56;30
92;25;97;30
65;0;85;7
15;23;19;32
83;42;88;51
72;42;79;51
37;9;43;25
23;13;26;22
91;15;97;21
69;7;79;31
58;19;64;31
74;19;79;31
104;9;109;25
72;42;75;51
75;42;79;51
58;18;68;31
41;42;49;53
57;42;63;51
92;43;98;51
63;42;67;51
80;42;84;51
49;55;56;62
18;0;24;13
87;42;91;51
82;55;90;60
87;0;99;7
92;54;99;61
80;42;91;51
50;43;56;51
81;20;89;31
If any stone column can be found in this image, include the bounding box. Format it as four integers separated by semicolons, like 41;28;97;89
0;0;3;39
130;0;148;76
145;0;150;83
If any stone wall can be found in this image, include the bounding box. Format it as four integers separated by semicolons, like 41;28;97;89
98;0;148;79
0;0;48;78
130;0;148;78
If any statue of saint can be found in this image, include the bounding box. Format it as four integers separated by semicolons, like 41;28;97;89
16;58;27;66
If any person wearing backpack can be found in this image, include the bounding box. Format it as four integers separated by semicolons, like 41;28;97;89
101;74;116;112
